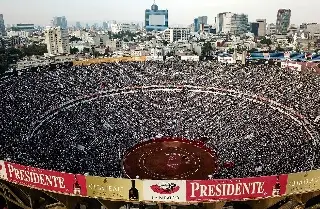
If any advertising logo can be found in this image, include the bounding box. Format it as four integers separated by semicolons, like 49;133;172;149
150;182;180;194
143;180;186;202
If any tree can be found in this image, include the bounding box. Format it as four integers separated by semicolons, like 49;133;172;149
21;44;48;56
276;45;284;52
260;38;272;46
70;47;79;54
162;40;169;46
69;36;82;42
83;48;90;53
201;42;213;56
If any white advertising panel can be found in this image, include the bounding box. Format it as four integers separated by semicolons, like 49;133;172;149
149;15;165;26
181;56;200;61
143;180;186;202
146;56;163;61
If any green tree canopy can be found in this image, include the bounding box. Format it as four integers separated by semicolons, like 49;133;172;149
201;42;213;56
70;47;79;54
260;38;272;46
70;36;82;42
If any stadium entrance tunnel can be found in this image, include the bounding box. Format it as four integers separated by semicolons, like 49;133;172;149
122;137;217;180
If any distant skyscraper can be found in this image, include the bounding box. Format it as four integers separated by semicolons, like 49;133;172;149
193;16;208;32
194;18;199;32
256;19;267;37
276;9;291;34
216;12;233;34
103;22;108;30
52;16;68;29
0;14;6;36
250;22;259;36
75;22;81;29
230;14;249;35
145;1;168;32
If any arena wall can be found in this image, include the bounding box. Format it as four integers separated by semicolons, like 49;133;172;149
1;160;320;205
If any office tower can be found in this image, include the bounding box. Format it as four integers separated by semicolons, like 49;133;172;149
276;9;291;34
52;16;68;29
193;18;199;32
103;22;108;30
230;14;249;35
0;14;6;36
145;1;168;31
45;27;70;55
75;22;81;29
256;19;267;36
194;16;208;32
216;12;233;34
250;22;259;36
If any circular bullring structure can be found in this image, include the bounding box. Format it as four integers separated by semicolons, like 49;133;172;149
0;59;320;209
122;137;217;180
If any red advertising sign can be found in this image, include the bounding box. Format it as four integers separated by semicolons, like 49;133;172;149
186;175;288;201
4;161;87;196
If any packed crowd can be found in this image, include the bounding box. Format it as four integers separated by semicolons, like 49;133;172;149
0;60;319;179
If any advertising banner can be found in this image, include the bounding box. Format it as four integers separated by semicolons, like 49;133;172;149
143;180;186;202
86;176;143;201
4;162;87;196
186;175;287;201
73;57;146;66
286;169;320;195
181;56;200;61
0;161;8;180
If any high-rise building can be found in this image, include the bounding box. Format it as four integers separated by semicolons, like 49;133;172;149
230;14;249;35
52;16;68;29
145;2;168;31
193;16;208;32
103;22;108;30
163;27;190;43
276;9;291;34
75;22;81;29
256;19;267;37
250;22;259;36
0;14;6;36
216;12;233;34
45;27;70;55
193;18;199;32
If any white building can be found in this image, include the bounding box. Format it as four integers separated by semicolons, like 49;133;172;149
267;23;276;35
217;12;233;34
7;30;31;38
45;27;70;55
163;28;190;43
306;23;320;36
120;23;138;33
110;23;137;34
87;33;109;46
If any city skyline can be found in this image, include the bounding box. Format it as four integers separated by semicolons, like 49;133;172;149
1;0;320;26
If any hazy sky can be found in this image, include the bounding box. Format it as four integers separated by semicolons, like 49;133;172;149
1;0;320;26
